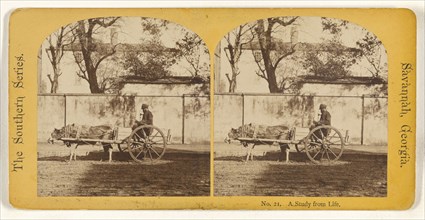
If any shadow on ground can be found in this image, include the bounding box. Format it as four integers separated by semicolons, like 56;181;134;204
38;149;210;197
214;152;387;197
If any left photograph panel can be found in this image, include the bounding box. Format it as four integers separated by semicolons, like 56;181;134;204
37;16;211;196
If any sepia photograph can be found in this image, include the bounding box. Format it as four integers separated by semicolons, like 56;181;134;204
37;16;210;196
5;6;419;212
214;16;388;197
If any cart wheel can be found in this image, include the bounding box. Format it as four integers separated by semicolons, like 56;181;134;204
127;125;166;162
304;125;344;164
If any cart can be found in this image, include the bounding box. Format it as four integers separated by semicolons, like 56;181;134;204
234;125;349;164
59;125;170;162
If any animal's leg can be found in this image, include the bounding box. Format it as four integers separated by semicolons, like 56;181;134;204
108;148;112;162
69;146;73;162
102;144;113;162
245;145;250;162
242;142;249;162
285;147;289;163
69;144;76;161
280;144;290;163
248;144;255;161
73;144;79;161
249;145;254;161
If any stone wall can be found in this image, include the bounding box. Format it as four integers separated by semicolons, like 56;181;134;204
214;94;387;145
38;94;210;144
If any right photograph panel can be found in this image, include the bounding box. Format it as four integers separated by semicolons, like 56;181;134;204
214;16;388;197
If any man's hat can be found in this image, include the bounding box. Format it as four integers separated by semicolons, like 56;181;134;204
141;104;149;109
319;104;327;109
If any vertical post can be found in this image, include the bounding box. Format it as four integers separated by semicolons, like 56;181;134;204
64;94;67;127
182;95;185;144
361;95;365;145
301;95;305;127
241;93;245;127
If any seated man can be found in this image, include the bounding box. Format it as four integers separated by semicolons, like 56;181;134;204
132;104;154;137
310;104;331;141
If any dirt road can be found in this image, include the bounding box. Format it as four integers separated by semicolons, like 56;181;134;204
214;150;387;197
38;147;210;197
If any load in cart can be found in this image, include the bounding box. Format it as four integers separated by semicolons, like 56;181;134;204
225;123;349;164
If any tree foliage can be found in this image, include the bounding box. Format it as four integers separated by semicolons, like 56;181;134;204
123;39;179;80
318;17;386;79
140;17;169;36
356;32;385;78
300;18;363;80
301;41;360;79
321;17;348;36
122;18;175;81
176;32;210;77
124;18;208;81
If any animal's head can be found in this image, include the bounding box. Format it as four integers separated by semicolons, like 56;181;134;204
50;127;65;141
224;128;237;144
225;127;244;143
224;130;234;144
49;124;78;143
227;128;240;140
48;128;62;144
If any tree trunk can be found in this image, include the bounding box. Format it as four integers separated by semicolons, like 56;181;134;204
86;64;102;93
261;46;280;93
75;20;103;94
49;64;60;93
256;20;281;93
254;18;298;93
228;64;239;93
81;44;102;93
50;72;59;93
265;68;280;93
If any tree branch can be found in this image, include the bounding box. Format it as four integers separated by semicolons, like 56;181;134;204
364;54;380;77
183;52;200;76
47;74;54;83
254;70;267;80
273;43;297;69
92;17;120;28
249;37;268;81
45;47;54;65
72;49;90;82
274;16;299;27
224;47;232;64
93;44;119;72
76;70;89;82
225;73;232;83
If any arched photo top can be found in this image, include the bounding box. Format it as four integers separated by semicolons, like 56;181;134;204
38;16;210;95
215;16;388;96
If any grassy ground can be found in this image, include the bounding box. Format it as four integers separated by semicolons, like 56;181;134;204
214;148;387;197
38;143;210;196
